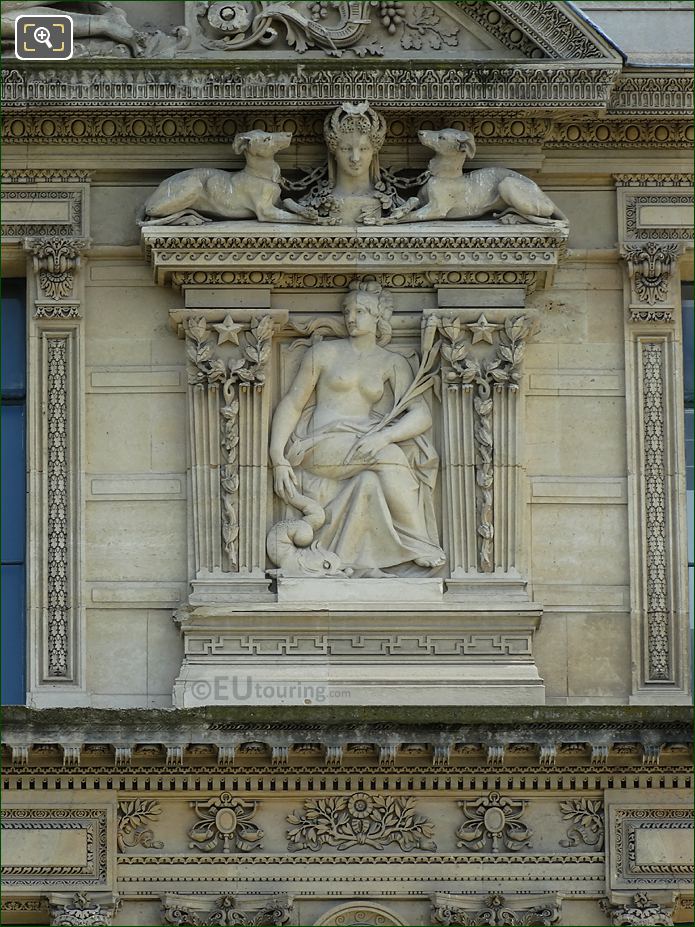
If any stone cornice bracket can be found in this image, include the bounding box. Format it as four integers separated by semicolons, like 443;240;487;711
48;892;120;926
24;237;91;303
600;893;674;927
432;892;561;926
621;241;682;320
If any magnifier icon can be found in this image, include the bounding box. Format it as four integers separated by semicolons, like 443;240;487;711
34;25;53;48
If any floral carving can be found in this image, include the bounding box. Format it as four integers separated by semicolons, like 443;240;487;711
434;893;560;927
374;1;459;52
163;894;292;927
622;243;679;306
117;799;164;852
440;315;531;571
641;342;670;680
50;893;118;926
196;0;458;57
456;791;532;854
186;317;227;387
600;894;674;927
188;793;263;853
46;337;69;677
26;237;89;300
559;798;604;850
287;791;436;851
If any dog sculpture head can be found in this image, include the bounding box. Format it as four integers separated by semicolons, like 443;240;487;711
232;130;293;158
418;128;476;160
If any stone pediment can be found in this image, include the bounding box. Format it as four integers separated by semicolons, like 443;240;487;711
183;1;624;64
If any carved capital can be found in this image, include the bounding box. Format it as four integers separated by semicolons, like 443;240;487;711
600;894;674;927
621;242;680;314
432;892;560;926
25;237;90;301
49;893;119;927
162;894;292;927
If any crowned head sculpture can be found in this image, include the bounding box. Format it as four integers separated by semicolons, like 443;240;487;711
323;102;387;191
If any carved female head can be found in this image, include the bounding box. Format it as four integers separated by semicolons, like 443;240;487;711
324;103;387;188
342;279;393;346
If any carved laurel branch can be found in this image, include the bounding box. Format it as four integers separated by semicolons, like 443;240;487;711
185;315;273;569
439;315;531;572
558;798;605;851
117;799;164;853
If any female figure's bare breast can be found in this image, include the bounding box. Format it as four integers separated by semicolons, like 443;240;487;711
311;342;391;430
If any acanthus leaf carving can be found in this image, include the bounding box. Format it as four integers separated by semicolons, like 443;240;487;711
433;892;560;927
287;791;437;851
456;791;532;853
162;893;293;927
25;237;90;301
622;242;680;308
49;893;119;927
599;894;674;927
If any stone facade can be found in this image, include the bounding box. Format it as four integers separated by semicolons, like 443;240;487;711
1;2;693;925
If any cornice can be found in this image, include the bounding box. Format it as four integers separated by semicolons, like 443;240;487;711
2;705;692;771
1;62;620;113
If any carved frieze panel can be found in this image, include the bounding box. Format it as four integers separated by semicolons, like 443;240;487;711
1;173;89;242
605;791;694;894
1;795;115;891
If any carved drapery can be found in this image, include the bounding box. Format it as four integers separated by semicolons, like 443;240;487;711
615;173;692;703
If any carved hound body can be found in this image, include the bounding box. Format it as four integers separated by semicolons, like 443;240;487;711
395;128;568;226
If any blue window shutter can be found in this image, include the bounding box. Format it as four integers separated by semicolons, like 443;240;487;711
1;279;26;704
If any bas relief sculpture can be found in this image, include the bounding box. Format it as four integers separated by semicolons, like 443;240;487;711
138;102;568;228
1;0;189;58
267;280;445;577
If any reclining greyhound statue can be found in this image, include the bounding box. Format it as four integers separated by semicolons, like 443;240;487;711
389;128;568;226
139;130;313;226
